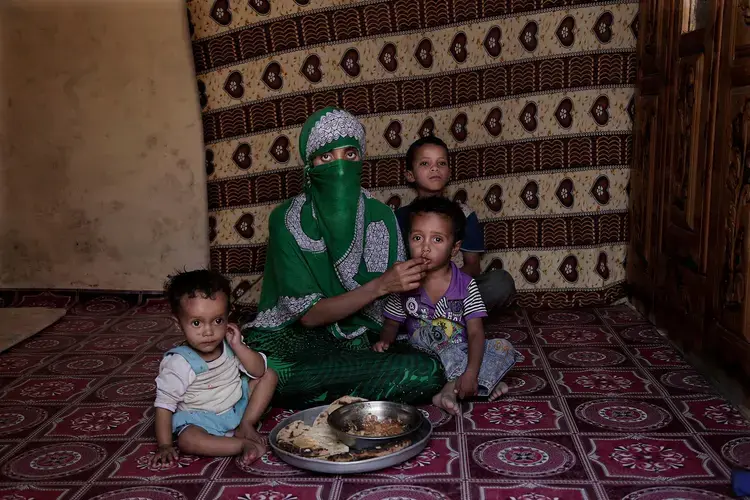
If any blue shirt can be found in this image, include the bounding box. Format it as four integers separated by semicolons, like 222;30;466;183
395;200;484;254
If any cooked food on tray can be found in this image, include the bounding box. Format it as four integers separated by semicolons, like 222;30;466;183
275;396;416;462
326;439;411;462
346;413;406;437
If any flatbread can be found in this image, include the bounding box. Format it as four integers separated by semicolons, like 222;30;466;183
312;395;367;428
276;396;408;461
277;396;366;459
277;420;349;458
276;420;309;443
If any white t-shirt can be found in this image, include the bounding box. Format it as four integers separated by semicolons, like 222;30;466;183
154;345;267;414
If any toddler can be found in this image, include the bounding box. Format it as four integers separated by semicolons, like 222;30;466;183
395;135;516;310
150;270;277;467
376;197;521;414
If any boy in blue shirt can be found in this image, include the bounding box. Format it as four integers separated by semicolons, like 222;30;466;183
395;136;515;311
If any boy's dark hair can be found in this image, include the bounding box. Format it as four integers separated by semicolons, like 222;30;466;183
405;135;449;171
408;196;466;243
164;269;231;315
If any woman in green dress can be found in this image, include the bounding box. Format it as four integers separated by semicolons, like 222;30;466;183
242;108;445;409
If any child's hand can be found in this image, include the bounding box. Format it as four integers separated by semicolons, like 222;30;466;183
150;444;178;468
373;340;391;352
225;323;244;349
454;370;479;399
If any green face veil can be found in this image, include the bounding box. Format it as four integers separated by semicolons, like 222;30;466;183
299;107;366;266
248;108;406;340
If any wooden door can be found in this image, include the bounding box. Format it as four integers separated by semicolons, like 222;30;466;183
704;1;750;400
628;1;673;313
629;0;750;406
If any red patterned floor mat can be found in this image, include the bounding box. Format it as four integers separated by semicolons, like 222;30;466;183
0;293;745;499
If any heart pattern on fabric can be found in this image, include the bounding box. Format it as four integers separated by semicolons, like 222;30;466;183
262;62;283;90
450;32;468;63
484;184;503;212
590;175;611;205
384;121;402;149
210;0;231;25
340;49;361;77
521;256;541;283
415;39;434;69
232;143;252;170
484;26;502;57
269;136;290;163
597;252;611;280
419;118;436;137
224;71;244;99
452;113;468;142
556;16;576;47
379;43;398;72
301;55;323;83
234;213;255;239
590;95;610;126
521;181;540;209
594;12;614;43
249;0;270;15
519;102;538;132
519;21;539;52
559;255;579;282
555;98;574;128
484;108;503;137
556;178;575;208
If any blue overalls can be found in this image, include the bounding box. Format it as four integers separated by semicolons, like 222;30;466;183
166;342;250;437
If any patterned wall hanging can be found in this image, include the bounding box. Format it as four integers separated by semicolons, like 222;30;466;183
188;0;638;308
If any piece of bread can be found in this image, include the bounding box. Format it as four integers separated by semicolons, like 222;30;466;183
276;395;371;459
312;395;367;428
276;420;348;458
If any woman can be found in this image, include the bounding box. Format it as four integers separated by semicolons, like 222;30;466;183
242;108;445;408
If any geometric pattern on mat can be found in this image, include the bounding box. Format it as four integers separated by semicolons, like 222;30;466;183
188;0;639;308
0;292;744;499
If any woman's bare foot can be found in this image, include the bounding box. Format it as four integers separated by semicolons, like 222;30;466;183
240;438;266;465
488;382;509;401
432;382;459;415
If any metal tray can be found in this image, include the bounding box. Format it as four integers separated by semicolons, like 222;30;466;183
269;405;433;474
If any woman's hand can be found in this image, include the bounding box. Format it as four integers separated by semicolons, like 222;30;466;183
150;444;178;468
377;258;426;295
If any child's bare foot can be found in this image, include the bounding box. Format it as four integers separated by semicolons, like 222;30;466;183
240;438;266;465
489;382;509;401
236;423;268;445
432;382;459;415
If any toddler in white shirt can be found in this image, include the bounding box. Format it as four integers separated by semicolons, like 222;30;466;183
150;270;277;467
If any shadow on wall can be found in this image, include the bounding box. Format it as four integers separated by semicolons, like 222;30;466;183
0;0;208;291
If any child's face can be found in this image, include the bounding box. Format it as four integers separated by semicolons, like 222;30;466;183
406;144;450;194
175;292;229;356
312;146;360;166
409;212;461;272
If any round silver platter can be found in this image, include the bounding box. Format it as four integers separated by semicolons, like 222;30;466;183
268;405;433;474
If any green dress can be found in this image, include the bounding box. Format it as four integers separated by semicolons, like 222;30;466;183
242;107;444;409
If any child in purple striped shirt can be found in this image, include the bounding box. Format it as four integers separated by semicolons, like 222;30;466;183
374;196;521;415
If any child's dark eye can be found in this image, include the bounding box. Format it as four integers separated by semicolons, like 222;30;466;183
412;235;422;241
214;318;223;325
434;237;443;243
191;320;200;327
